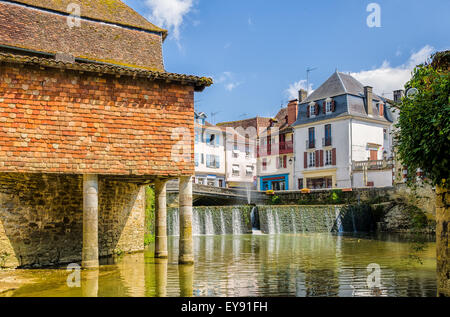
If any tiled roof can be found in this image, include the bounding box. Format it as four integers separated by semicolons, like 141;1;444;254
0;1;166;70
9;0;167;37
0;53;213;91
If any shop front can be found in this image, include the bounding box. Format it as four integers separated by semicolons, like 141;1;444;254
260;174;290;191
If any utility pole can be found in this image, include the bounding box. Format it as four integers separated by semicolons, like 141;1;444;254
306;67;317;96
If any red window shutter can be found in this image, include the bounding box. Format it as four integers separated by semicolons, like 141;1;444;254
323;101;326;114
304;152;308;169
315;103;319;116
320;150;324;167
332;148;337;166
283;156;287;168
331;100;336;112
380;104;384;116
315;150;320;167
306;105;310;118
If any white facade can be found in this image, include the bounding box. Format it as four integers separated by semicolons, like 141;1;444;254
194;123;226;187
293;117;392;189
224;130;257;189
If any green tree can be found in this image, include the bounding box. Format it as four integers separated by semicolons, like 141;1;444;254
394;50;449;297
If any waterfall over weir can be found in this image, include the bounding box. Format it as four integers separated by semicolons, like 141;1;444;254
167;205;373;236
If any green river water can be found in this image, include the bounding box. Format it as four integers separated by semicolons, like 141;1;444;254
0;233;437;297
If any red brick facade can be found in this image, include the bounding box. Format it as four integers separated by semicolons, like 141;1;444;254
0;63;196;177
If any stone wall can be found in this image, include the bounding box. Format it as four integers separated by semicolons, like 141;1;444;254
272;187;394;205
0;173;145;268
436;185;449;297
0;63;195;177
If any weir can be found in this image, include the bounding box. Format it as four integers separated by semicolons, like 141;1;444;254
167;205;374;236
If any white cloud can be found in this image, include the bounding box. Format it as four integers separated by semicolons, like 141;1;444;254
145;0;195;41
285;79;314;100
350;45;435;96
214;72;242;92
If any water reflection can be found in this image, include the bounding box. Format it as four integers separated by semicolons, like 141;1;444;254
1;233;437;297
81;269;99;297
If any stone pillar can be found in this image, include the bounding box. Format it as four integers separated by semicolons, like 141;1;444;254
155;179;168;258
436;185;450;297
82;174;99;269
179;176;194;264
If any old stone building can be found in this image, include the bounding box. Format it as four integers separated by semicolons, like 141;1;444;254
0;0;211;268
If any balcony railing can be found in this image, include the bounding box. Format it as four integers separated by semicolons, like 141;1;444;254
306;139;315;149
279;141;293;154
352;159;394;171
322;137;332;147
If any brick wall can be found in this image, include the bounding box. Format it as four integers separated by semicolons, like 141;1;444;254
0;63;195;177
0;173;145;268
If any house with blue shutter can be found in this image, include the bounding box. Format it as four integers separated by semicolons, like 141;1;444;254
292;71;397;189
194;112;226;187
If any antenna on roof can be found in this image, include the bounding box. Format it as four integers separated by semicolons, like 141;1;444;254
211;111;222;125
306;67;317;96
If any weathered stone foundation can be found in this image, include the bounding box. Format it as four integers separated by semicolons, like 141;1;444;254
0;173;145;268
436;185;450;297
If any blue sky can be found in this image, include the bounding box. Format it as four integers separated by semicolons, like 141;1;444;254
124;0;449;123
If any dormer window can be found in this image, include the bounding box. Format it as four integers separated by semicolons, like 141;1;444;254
325;98;332;113
309;102;316;118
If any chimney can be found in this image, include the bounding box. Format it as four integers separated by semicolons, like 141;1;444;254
393;90;405;103
364;86;373;115
287;99;298;126
298;89;307;103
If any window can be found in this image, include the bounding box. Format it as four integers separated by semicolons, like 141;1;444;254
384;128;388;140
298;178;304;190
246;166;254;176
309;102;316;117
208;133;216;146
308;152;316;168
232;165;240;176
201;154;204;164
324;124;332;146
195;153;199;167
262;158;267;171
206;155;220;168
325;150;332;166
370;150;378;161
195;131;199;144
326;98;332;113
308;127;315;148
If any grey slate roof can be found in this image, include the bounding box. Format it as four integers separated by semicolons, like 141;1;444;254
292;71;392;127
303;71;382;103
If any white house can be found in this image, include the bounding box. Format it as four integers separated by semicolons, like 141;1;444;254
194;112;226;187
223;127;257;189
292;71;396;189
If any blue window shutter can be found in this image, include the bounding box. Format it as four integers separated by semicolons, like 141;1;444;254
216;156;220;168
206;155;210;167
216;134;220;146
